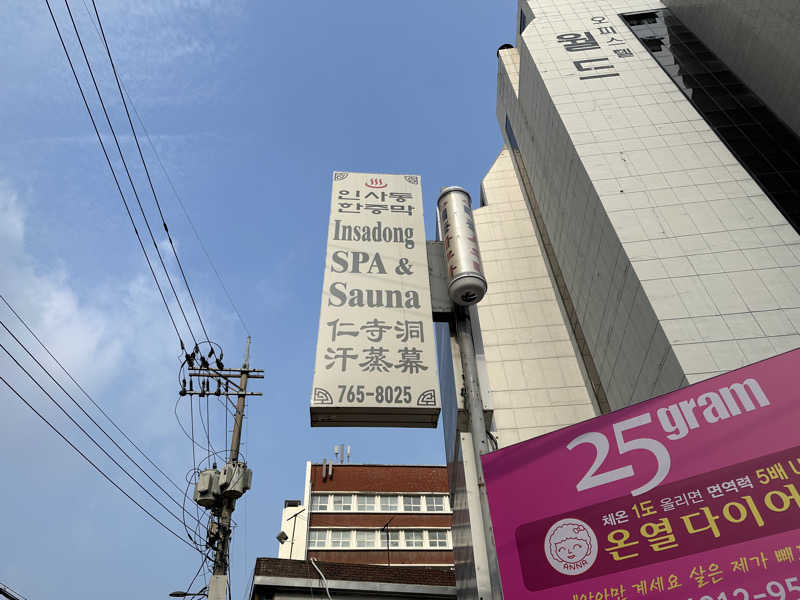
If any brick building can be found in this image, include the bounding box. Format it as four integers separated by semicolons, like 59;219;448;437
277;462;454;568
250;557;456;599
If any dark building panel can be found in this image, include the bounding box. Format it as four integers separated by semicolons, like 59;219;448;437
663;0;800;138
623;9;800;232
308;549;454;565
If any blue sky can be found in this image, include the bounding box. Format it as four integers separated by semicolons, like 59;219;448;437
0;1;513;598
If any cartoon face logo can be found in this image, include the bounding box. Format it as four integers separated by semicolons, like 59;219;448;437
544;518;598;575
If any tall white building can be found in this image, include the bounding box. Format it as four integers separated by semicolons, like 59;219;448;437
438;1;800;598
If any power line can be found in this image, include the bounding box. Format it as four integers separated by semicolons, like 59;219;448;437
78;0;251;338
0;582;29;600
0;293;185;496
60;0;199;348
89;0;214;346
0;334;204;534
0;314;203;532
43;0;184;345
0;372;200;554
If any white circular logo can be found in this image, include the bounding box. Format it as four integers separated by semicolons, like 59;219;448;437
544;518;598;575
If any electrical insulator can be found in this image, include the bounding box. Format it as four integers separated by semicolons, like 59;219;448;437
219;462;252;499
193;467;221;508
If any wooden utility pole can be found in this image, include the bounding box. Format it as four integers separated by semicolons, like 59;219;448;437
187;337;263;600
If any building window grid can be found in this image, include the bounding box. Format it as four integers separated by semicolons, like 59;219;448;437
308;529;327;548
379;494;399;512
381;529;402;548
332;494;353;511
621;9;800;232
428;530;448;548
356;529;375;548
403;495;422;512
357;494;375;511
426;496;445;512
330;530;351;548
309;528;451;550
404;530;424;548
310;494;328;511
311;492;450;512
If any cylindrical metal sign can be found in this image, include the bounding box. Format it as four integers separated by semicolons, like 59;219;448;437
437;186;488;306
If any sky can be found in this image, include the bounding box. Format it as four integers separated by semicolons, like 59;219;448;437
0;1;514;599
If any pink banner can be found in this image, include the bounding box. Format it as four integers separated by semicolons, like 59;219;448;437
482;348;800;599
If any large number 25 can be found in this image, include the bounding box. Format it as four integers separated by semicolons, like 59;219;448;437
566;414;671;497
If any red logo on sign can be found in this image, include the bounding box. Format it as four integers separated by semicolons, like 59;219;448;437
366;177;387;188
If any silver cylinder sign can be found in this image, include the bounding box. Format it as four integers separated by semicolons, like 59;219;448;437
437;186;488;306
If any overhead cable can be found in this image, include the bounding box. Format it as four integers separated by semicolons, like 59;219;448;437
77;0;250;338
0;316;203;530
0;373;200;554
60;0;199;347
89;0;213;345
43;0;184;346
0;335;204;534
0;293;184;496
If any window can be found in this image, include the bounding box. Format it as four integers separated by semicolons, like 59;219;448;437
426;496;445;512
357;494;375;512
519;10;527;34
308;530;327;548
622;9;800;232
428;530;448;548
310;494;328;511
332;494;352;511
380;495;398;512
403;495;422;512
380;529;401;548
356;530;375;548
330;530;351;548
404;530;424;548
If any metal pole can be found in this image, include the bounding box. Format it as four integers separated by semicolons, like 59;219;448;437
287;507;306;559
381;516;395;567
290;513;297;559
454;306;504;599
210;337;251;600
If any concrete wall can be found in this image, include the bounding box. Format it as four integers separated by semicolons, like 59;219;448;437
475;149;600;444
499;0;800;408
663;0;800;138
277;504;308;560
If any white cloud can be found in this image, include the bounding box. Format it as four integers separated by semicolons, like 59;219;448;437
0;182;24;245
0;179;229;497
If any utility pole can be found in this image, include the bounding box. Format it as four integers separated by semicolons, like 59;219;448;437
187;337;263;600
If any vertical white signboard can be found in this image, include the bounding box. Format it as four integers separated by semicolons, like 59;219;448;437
310;172;440;427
